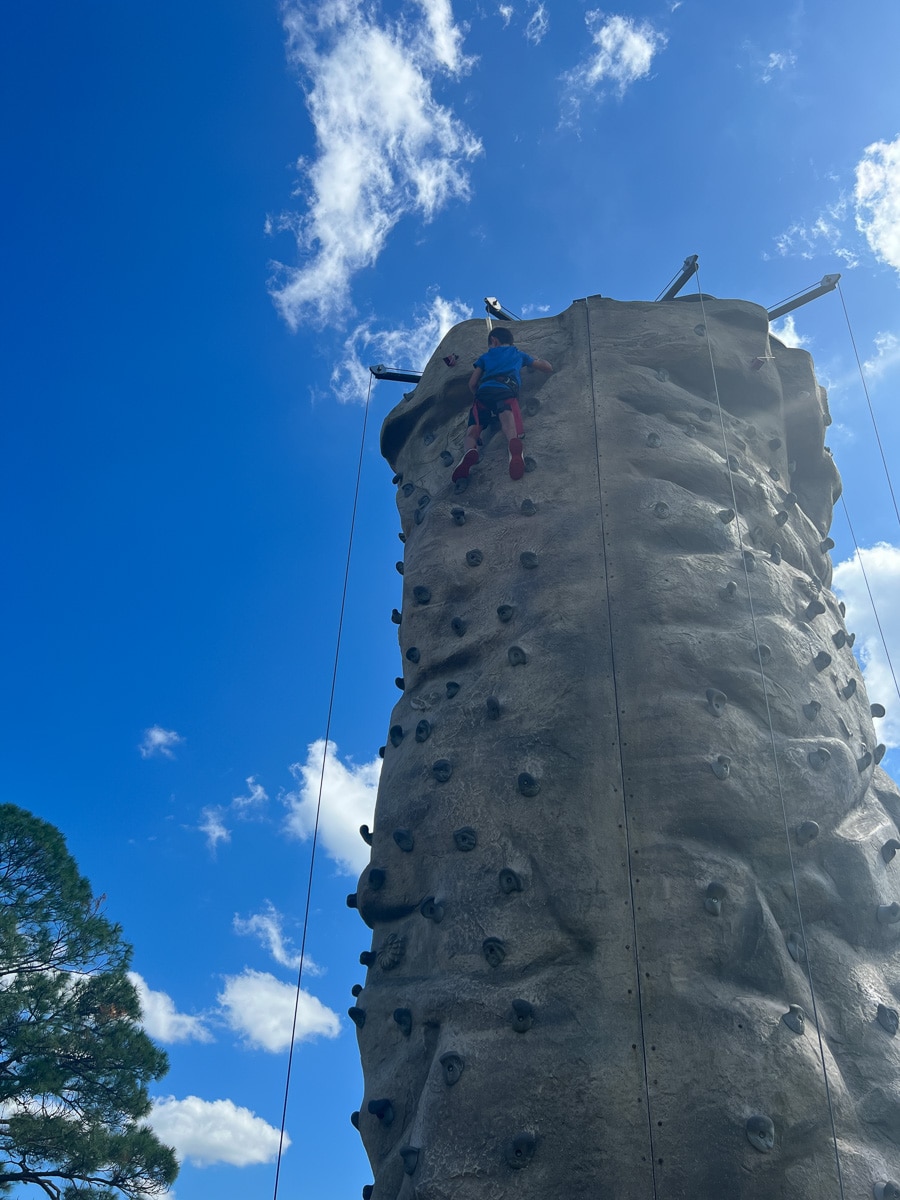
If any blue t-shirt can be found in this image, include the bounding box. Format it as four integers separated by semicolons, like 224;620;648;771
473;345;534;391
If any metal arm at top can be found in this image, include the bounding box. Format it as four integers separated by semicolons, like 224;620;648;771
658;255;699;301
767;274;841;322
484;297;520;321
369;365;422;384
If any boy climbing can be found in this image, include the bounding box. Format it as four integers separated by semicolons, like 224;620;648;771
452;326;553;482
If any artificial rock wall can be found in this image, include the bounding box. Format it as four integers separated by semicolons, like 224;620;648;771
349;295;900;1199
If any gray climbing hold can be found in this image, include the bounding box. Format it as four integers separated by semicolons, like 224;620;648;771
348;1006;366;1028
405;647;420;663
465;548;483;568
440;450;453;465
654;501;670;519
699;407;713;421
510;999;534;1032
875;1183;900;1200
746;1115;775;1153
802;701;821;721
728;455;742;472
486;695;501;720
796;820;820;846
775;510;789;527
720;580;738;600
432;759;453;783
395;677;405;690
769;437;782;450
858;752;873;773
415;719;431;743
875;744;887;764
369;868;386;891
439;1051;464;1086
877;903;900;925
521;498;536;516
782;1004;805;1034
346;893;358;909
813;651;832;672
694;323;706;336
391;608;402;624
483;937;506;968
808;747;831;771
842;678;857;699
420;896;444;923
524;456;537;473
389;724;404;746
872;703;887;718
832;630;847;648
508;646;528;666
401;483;415;497
820;537;835;552
395;561;404;575
399;1146;420;1176
393;829;414;852
877;1004;899;1035
788;459;797;474
506;1132;537;1169
451;506;466;525
367;1098;394;1127
787;931;806;962
453;827;477;852
360;950;377;967
377;933;405;970
881;839;900;864
393;1008;412;1037
499;868;523;894
706;688;727;716
497;604;515;623
717;508;735;524
646;432;662;448
451;616;468;637
413;585;431;604
520;551;538;569
784;491;798;507
711;755;731;780
742;550;756;572
446;681;460;698
804;600;827;620
756;644;772;665
768;467;780;481
839;600;847;617
770;543;782;564
847;633;856;647
704;881;726;916
524;398;541;415
517;772;541;797
360;824;374;845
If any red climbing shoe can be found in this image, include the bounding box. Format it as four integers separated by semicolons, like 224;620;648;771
508;438;525;481
452;448;479;482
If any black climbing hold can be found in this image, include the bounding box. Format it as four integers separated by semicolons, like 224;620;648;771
769;437;782;450
517;772;541;797
877;1004;899;1036
804;600;827;621
875;1183;900;1200
348;1006;366;1028
391;608;402;624
360;951;376;967
706;688;727;716
439;1052;464;1086
782;1004;805;1034
717;508;735;524
398;532;406;543
415;719;432;743
454;476;469;494
451;616;468;637
393;828;414;852
389;724;404;746
378;745;385;759
497;604;515;623
499;868;523;894
508;646;527;666
362;1188;373;1200
768;467;780;481
405;646;420;664
808;747;831;771
351;1110;360;1129
417;493;431;509
453;827;477;852
858;752;873;773
832;630;847;648
401;483;415;497
746;1115;775;1153
392;473;402;485
802;701;821;721
446;681;460;698
646;432;662;448
395;677;405;690
399;1146;420;1176
872;703;887;718
847;633;856;647
711;755;731;780
784;491;798;507
813;651;832;672
420;896;444;923
440;450;453;465
878;903;900;925
523;456;536;472
842;679;857;699
360;824;374;845
704;881;726;916
483;937;506;968
347;893;358;909
432;759;452;783
510;999;534;1032
775;510;789;527
506;1132;537;1170
393;1008;412;1036
838;600;847;616
368;868;386;891
787;931;805;962
466;549;483;567
882;839;900;864
654;501;670;519
520;551;538;569
423;431;435;446
876;744;887;764
720;580;738;600
395;561;404;575
820;537;835;552
413;585;431;605
742;550;755;572
770;543;782;564
796;820;819;845
351;984;363;997
451;506;466;525
367;1098;394;1126
756;644;772;665
521;498;536;516
486;695;501;720
377;933;405;970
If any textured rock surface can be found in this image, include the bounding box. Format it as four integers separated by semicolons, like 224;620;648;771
353;296;900;1198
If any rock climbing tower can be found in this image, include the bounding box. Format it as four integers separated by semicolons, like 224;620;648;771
350;294;900;1199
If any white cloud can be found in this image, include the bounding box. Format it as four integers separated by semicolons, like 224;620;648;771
150;1096;286;1168
199;806;231;854
139;726;184;759
761;50;796;83
773;195;860;267
231;775;268;812
563;12;667;109
218;969;341;1053
198;775;271;854
855;135;900;274
332;291;472;404
833;542;900;749
233;901;320;974
269;1;481;328
525;3;549;45
521;302;551;316
770;313;809;349
283;739;380;875
129;973;213;1045
498;4;514;26
863;330;900;382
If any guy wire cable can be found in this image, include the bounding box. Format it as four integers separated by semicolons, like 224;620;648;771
694;272;847;1200
271;373;375;1200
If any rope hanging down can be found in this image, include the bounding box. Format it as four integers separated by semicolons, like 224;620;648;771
271;373;374;1200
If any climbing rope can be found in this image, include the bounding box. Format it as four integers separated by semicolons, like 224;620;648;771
695;273;847;1199
271;374;375;1200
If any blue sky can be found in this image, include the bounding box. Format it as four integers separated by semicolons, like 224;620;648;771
2;0;899;1197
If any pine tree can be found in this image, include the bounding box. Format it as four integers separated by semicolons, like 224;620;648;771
0;804;177;1200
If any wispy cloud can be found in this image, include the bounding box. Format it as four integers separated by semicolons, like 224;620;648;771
129;972;213;1045
498;3;514;27
198;776;271;854
772;194;859;267
139;725;184;759
268;0;481;328
283;739;380;875
855;135;900;276
563;12;667;115
233;901;320;974
863;330;900;382
525;3;549;45
761;50;796;83
770;313;809;349
150;1095;286;1168
218;968;341;1052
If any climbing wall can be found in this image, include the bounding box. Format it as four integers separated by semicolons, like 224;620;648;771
349;296;900;1200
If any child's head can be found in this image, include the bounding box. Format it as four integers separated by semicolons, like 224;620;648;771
488;325;514;346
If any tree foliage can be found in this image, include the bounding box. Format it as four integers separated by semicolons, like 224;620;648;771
0;805;177;1200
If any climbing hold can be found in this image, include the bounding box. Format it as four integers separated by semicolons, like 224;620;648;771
842;679;858;699
775;511;789;527
391;609;402;625
839;601;847;617
804;600;827;621
451;616;468;637
451;506;466;525
362;1188;373;1200
802;701;821;721
720;580;738;600
711;755;731;780
417;493;431;509
520;551;539;569
784;491;798;507
401;483;415;497
506;1132;537;1170
420;896;444;923
360;824;374;845
439;1052;464;1086
348;1006;366;1028
832;630;847;648
510;999;534;1032
838;716;852;738
699;407;713;422
796;821;820;845
395;677;405;691
746;1115;775;1153
440;450;453;465
813;651;832;672
369;869;386;891
694;323;706;336
499;868;523;894
769;437;782;450
808;747;831;771
655;367;670;382
346;893;358;909
398;532;406;543
392;473;402;485
872;703;887;718
446;681;460;698
728;455;742;472
497;604;515;623
742;550;756;572
351;984;363;997
706;688;727;716
524;456;537;473
847;633;856;647
395;561;404;575
521;498;536;516
483;937;506;968
508;646;528;666
413;586;431;605
399;1146;420;1176
717;509;735;524
466;549;483;567
770;543;782;564
875;744;887;764
768;467;780;481
788;459;797;474
351;1110;360;1129
756;644;772;665
517;772;541;797
704;881;726;916
524;398;541;416
377;933;405;970
415;719;432;743
405;647;420;663
454;477;469;494
881;840;900;864
486;696;501;720
858;752;873;773
393;1008;412;1037
360;950;377;967
432;759;453;783
414;507;427;525
820;537;835;552
877;1004;899;1036
877;903;900;925
393;829;414;853
646;432;662;448
389;724;404;747
787;932;806;962
782;1004;805;1035
654;501;670;519
367;1099;395;1127
453;827;477;852
875;1183;900;1200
